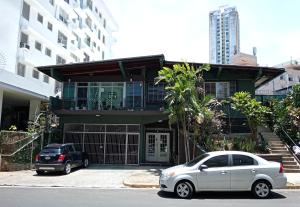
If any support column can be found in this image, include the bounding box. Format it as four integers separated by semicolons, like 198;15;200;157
0;89;3;128
29;99;41;122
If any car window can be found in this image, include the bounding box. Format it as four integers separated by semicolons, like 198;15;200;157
232;154;257;166
41;147;60;154
186;153;209;167
203;155;229;168
68;145;75;152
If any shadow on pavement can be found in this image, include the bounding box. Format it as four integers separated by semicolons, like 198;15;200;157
33;167;81;177
157;191;286;200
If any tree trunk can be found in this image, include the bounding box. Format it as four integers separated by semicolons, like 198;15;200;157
176;119;180;165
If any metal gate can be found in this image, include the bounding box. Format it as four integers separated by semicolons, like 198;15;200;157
63;124;140;165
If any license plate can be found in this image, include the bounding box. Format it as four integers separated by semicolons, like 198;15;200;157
45;156;51;160
39;167;55;170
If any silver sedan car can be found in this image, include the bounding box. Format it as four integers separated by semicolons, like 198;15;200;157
160;151;287;199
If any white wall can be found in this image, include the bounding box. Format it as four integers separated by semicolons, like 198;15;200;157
0;0;22;73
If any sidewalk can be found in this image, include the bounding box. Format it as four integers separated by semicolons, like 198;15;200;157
0;166;299;189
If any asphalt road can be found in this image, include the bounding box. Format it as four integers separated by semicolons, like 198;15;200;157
0;187;299;207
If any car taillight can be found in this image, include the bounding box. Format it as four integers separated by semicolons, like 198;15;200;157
35;154;40;161
279;163;284;173
58;154;65;161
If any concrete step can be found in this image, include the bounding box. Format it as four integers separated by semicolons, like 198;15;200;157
270;147;287;150
284;165;300;169
271;150;290;154
284;169;300;173
282;157;295;162
283;161;298;166
270;143;285;147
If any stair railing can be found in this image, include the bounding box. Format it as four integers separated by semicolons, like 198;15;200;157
280;126;300;164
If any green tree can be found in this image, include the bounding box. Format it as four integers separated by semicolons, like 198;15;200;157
155;63;210;162
231;92;270;144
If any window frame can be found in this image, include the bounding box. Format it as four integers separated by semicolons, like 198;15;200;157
37;13;43;24
231;154;258;167
22;1;30;21
204;82;230;99
32;70;39;79
35;41;42;51
203;155;229;168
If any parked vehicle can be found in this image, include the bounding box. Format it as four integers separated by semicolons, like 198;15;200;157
160;151;287;199
35;143;89;175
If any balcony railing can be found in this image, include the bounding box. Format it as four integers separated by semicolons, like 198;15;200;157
50;97;164;112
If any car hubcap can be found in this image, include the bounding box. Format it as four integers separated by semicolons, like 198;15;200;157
66;164;71;174
255;183;269;197
177;183;190;198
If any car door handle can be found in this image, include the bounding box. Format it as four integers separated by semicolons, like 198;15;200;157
221;171;228;175
251;169;256;173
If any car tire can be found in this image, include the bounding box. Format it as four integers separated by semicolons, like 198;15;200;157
63;162;72;175
175;181;194;199
252;180;271;199
36;170;44;175
82;158;89;168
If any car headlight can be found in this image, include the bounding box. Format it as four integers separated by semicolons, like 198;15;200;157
161;172;176;179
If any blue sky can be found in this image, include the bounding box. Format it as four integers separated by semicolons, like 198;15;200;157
104;0;300;66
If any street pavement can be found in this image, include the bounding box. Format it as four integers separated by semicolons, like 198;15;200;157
0;165;300;189
0;187;300;207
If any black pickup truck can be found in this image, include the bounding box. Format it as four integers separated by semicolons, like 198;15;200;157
35;143;89;175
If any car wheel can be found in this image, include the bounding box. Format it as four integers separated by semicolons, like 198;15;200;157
36;170;44;175
175;181;194;199
252;180;271;199
83;158;89;168
63;162;71;175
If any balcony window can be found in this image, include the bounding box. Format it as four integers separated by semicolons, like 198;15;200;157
84;35;91;46
32;70;39;79
47;22;53;31
56;55;66;65
17;63;26;77
58;9;68;25
37;13;43;24
20;32;30;49
22;1;30;21
76;83;88;109
83;53;89;62
205;82;230;99
58;31;67;48
43;74;49;83
45;47;52;57
126;82;143;109
35;41;42;51
85;16;92;31
147;82;165;103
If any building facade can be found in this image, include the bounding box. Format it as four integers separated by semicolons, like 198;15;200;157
38;54;284;165
0;0;117;130
209;6;240;64
256;59;300;95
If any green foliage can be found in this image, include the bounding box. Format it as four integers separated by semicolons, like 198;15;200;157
231;92;270;142
232;136;256;153
8;125;17;131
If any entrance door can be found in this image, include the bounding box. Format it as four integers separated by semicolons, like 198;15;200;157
146;133;170;162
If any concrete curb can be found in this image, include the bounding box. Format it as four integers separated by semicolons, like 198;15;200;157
122;180;159;188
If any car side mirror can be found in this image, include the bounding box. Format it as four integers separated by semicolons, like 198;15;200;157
199;164;208;171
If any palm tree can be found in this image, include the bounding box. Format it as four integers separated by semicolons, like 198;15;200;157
155;63;210;162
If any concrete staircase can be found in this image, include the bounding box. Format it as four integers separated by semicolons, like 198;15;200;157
261;132;300;173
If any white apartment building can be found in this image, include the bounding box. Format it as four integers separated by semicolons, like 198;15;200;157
256;59;300;95
209;6;240;64
0;0;118;130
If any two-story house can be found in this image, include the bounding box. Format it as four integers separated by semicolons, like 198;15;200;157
37;54;284;165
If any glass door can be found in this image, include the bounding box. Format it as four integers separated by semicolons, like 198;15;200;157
146;133;170;162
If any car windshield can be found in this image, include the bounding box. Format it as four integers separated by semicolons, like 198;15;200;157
185;153;209;167
41;147;61;154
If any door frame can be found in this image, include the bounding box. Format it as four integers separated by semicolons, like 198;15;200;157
145;132;170;162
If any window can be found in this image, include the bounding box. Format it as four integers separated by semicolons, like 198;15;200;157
56;55;66;65
85;16;92;30
20;32;30;49
232;155;256;166
97;46;100;51
83;53;89;62
87;0;93;11
98;30;101;40
17;63;26;77
58;9;68;25
103;18;106;28
205;82;230;99
84;34;91;46
147;82;165;103
37;13;43;24
47;22;53;31
45;47;51;57
99;12;102;19
64;0;69;4
95;7;98;13
22;1;30;21
102;51;105;60
49;0;54;6
289;76;293;82
35;41;42;51
203;155;228;168
70;53;79;62
102;35;105;44
32;70;39;79
58;31;67;48
43;74;49;83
